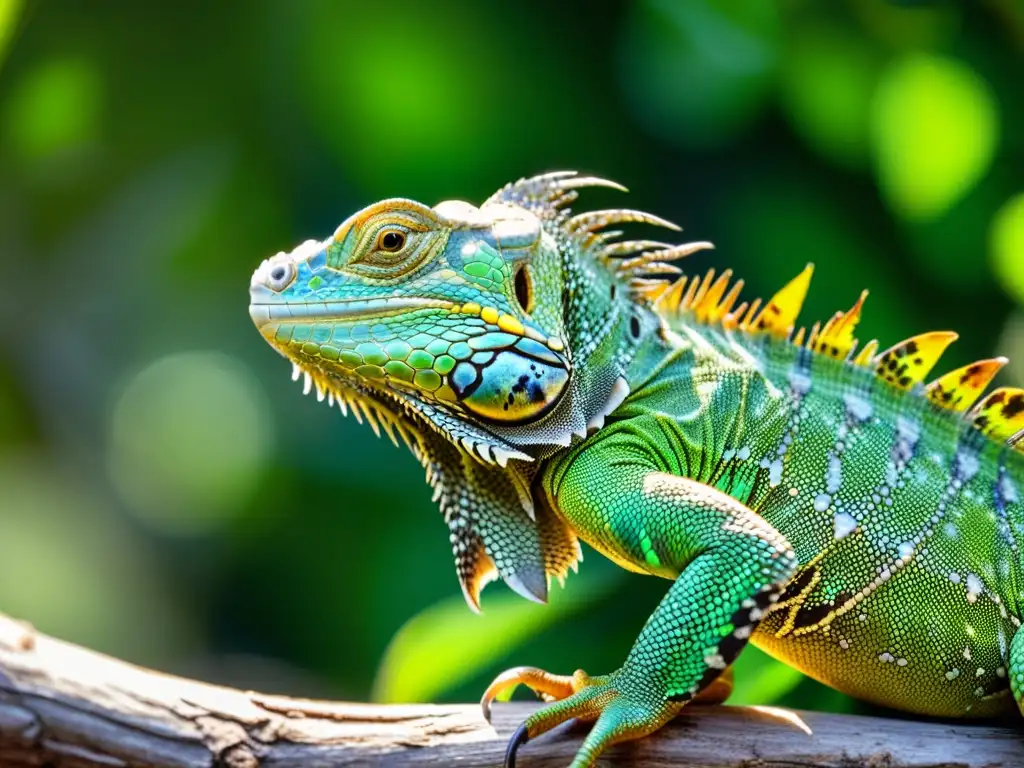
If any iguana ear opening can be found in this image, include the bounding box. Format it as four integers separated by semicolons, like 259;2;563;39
513;264;534;314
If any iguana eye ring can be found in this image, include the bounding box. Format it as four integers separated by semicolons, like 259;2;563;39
378;230;406;252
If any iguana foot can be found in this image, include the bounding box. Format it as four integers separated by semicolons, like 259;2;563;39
482;664;730;722
489;667;683;768
481;666;587;722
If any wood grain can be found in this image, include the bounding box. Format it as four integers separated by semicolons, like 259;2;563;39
1;612;1021;766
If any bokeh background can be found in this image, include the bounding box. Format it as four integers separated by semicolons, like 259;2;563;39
1;0;1023;717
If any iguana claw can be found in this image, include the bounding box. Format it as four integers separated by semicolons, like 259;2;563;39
504;722;529;768
487;663;695;768
480;665;579;722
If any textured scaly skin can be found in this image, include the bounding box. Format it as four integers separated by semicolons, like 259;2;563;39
249;173;1024;768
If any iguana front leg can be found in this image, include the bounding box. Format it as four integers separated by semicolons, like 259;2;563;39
492;440;798;768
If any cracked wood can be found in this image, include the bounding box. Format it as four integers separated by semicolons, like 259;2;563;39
0;612;1022;766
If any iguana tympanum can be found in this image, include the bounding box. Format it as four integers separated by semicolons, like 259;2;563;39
249;172;1024;767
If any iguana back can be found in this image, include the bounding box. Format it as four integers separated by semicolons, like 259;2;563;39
624;299;1024;716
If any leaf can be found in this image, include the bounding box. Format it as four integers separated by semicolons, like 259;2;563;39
372;569;615;703
780;26;878;168
618;0;780;149
728;643;805;705
991;192;1024;307
5;57;102;162
0;0;22;72
870;54;998;221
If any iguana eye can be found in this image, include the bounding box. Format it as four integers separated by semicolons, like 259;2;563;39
378;230;406;252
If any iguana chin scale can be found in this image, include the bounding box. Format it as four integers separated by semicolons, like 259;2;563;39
249;172;1024;768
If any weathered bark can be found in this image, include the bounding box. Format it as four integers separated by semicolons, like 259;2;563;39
0;612;1021;767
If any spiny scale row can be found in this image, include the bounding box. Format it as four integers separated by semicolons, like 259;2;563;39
289;361;526;468
655;266;1024;452
486;171;710;289
289;361;417;451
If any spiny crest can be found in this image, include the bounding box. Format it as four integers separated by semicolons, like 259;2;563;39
656;264;1024;454
971;388;1024;443
927;359;1007;413
657;264;814;339
810;290;867;360
489;174;1024;452
485;170;628;221
488;171;714;299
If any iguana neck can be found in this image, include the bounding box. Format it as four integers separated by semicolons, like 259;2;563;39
589;319;790;488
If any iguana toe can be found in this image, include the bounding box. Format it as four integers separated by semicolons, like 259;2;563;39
499;668;683;768
481;665;580;722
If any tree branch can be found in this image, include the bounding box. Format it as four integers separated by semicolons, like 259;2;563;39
0;612;1020;767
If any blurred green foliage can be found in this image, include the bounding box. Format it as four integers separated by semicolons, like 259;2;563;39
0;0;1022;718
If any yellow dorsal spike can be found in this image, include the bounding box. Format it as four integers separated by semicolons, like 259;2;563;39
666;276;689;312
718;278;744;316
751;264;814;339
806;321;821;350
814;290;868;360
853;339;879;367
695;270;735;324
873;331;958;390
654;275;688;314
636;281;670;301
817;312;841;337
926;357;1008;413
793;327;806;347
629;277;669;300
971;387;1024;442
739;298;762;332
681;274;702;310
722;300;748;331
814;312;841;350
690;269;717;310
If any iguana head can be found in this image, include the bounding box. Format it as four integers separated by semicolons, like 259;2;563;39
248;172;708;607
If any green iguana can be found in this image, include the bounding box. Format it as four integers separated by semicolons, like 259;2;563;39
248;172;1024;767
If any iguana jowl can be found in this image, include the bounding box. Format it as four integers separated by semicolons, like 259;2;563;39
249;172;1024;767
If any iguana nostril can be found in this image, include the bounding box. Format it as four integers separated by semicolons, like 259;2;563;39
270;266;287;282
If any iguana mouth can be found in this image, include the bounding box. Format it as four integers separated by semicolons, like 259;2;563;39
248;297;455;328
